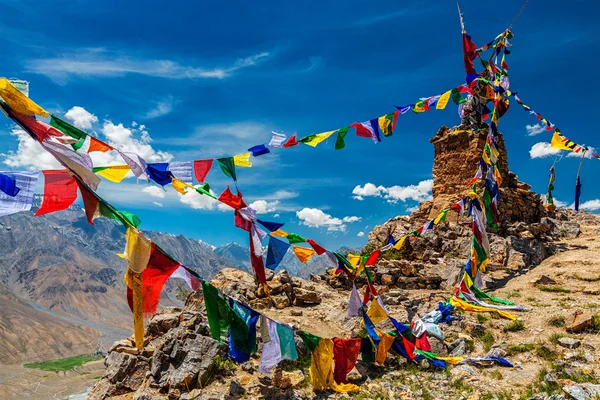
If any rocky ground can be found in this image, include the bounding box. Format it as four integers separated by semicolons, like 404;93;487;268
86;211;600;400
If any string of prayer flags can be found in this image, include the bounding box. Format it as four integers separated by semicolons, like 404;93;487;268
266;236;290;270
351;120;382;143
332;338;362;384
286;232;306;244
283;134;298;148
233;152;252;167
0;171;38;217
193;159;214;183
0;78;48;117
299;130;336;147
268;131;286;148
93;165;130;182
248;144;270;157
378;112;399;137
217;157;237;181
306;239;326;255
34;169;78;216
550;130;585;152
334;127;350;150
292;246;315;264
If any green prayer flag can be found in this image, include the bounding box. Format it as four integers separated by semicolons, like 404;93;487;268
364;266;374;283
333;252;353;270
202;282;233;341
286;232;306;244
298;330;319;353
472;236;488;266
217;157;236;181
382;113;395;137
98;201;141;228
196;182;217;199
50;115;87;151
451;89;465;105
298;134;317;143
334;127;349;150
471;285;515;306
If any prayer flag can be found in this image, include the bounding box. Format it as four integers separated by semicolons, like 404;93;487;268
333;338;362;384
87;137;113;153
218;187;246;210
35;169;78;216
462;33;478;75
551;130;580;151
217;157;236;180
228;299;259;363
258;319;282;373
248;144;270;157
39;139;100;190
249;231;267;284
233;152;252;167
193;159;213;183
366;297;388;325
351;119;382;143
124;227;152;274
93;165;130;183
309;338;360;393
146;163;173;186
575;175;582;212
283;134;298;148
0;78;48;117
292;246;315;264
268;131;286;148
0;171;38;217
203;281;233;341
168;161;193;184
378;112;399;137
307;239;326;255
434;209;449;224
49;115;88;151
270;228;289;237
171;177;191;195
266;236;290;270
286;232;306;244
77;181;100;224
300;130;336;147
347;283;362;318
257;219;284;232
334;127;350;150
436;90;452;110
119;151;148;181
375;330;395;365
393;235;407;250
365;249;380;266
0;173;19;197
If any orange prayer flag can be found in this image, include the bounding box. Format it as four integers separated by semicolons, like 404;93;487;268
88;137;113;153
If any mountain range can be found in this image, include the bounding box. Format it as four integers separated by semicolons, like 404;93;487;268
0;200;346;364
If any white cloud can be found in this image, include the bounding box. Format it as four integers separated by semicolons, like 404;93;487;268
142;186;166;199
144;96;176;119
553;198;568;208
26;49;271;81
578;199;600;211
526;123;545;136
273;213;280;218
179;187;219;210
357;231;365;237
405;205;420;213
152;201;164;207
248;200;279;214
2;127;62;170
352;179;433;204
65;106;99;130
567;146;596;159
217;202;233;212
529;142;560;159
296;208;361;232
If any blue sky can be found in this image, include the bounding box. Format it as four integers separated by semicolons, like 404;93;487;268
1;0;599;250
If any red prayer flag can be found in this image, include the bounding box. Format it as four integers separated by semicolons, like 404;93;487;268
365;249;380;266
402;337;416;359
35;170;78;216
218;186;246;210
87;137;113;153
333;338;362;384
283;134;298;148
77;181;99;224
249;231;267;284
462;33;477;75
306;239;326;255
12;112;64;142
234;210;252;231
193;159;214;183
127;244;180;316
415;334;432;352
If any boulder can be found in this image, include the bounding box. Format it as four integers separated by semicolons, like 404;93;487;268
565;310;594;333
557;337;581;349
562;383;600;400
293;288;322;305
146;311;180;336
105;351;148;391
271;294;290;309
531;275;557;286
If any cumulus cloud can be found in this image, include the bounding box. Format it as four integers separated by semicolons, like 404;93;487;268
296;208;361;232
357;231;365;237
26;49;271;81
179;187;219;210
405;205;420;213
578;199;600;211
529;142;560;159
65;106;99;130
248;200;279;214
526;123;545;136
142;186;166;198
352;180;433;204
567;146;596;159
2;127;62;170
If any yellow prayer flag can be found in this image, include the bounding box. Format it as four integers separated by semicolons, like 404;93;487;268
292;246;315;264
233;152;252;167
436;90;452;110
302;130;336;147
309;338;360;393
393;235;407;250
366;298;388;325
125;227;151;273
96;165;130;182
494;165;503;186
375;329;395;365
346;253;362;268
481;149;491;165
126;269;145;350
434;209;448;225
270;228;289;237
550;130;578;151
171;177;193;195
435;356;465;365
450;296;517;320
0;78;49;117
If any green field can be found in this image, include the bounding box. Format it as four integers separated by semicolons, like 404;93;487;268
23;355;99;372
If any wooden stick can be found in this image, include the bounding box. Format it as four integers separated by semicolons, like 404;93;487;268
507;0;529;31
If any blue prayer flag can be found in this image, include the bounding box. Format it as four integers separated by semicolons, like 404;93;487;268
0;173;20;197
266;236;290;270
257;219;284;232
248;144;270;157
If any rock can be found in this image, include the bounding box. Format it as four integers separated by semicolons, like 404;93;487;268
272;369;304;389
146;311;180;336
531;274;557;286
449;338;467;357
290;309;303;316
519;230;535;240
557;337;581;349
565;310;594;333
241;362;254;373
229;380;246;396
271;294;290;309
563;383;600;400
277;270;292;284
450;364;479;381
487;346;507;358
381;274;395;286
293;288;322;305
105;351;148;391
